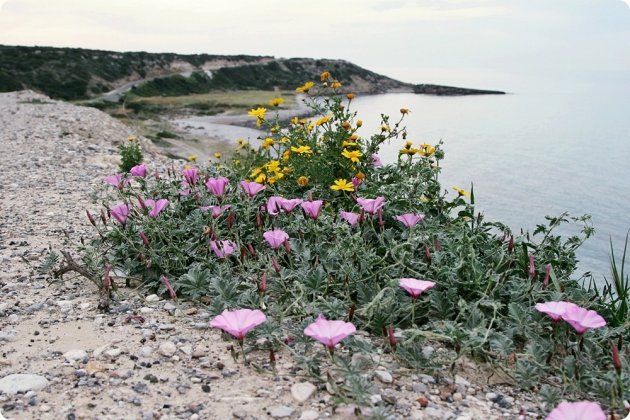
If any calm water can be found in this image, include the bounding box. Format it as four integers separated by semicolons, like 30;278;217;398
351;91;630;284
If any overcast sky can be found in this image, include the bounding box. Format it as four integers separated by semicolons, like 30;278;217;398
1;0;630;91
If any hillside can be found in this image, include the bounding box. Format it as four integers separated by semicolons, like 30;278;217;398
0;45;504;101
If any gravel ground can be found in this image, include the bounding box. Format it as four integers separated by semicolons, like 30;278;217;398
0;91;545;419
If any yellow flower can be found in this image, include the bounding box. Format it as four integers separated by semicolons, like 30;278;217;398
419;144;436;156
342;141;358;148
453;187;471;198
248;107;267;119
291;145;313;155
237;140;250;150
404;140;413;150
342;149;363;163
127;135;137;142
348;134;359;141
254;173;267;183
355;171;365;181
291;116;300;125
282;150;290;161
341;121;351;130
187;154;198;162
233;159;241;166
420;195;429;203
268;97;285;107
261;137;275;150
250;167;263;177
346;93;355;100
265;160;281;172
282;166;293;175
297;176;309;187
296;81;315;93
330;179;354;192
380;124;391;132
400;108;410;114
279;136;289;143
356;119;363;128
214;152;222;159
330;80;342;89
270;125;280;133
315;115;331;126
320;71;331;81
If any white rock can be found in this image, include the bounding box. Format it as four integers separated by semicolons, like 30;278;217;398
299;411;320;420
374;369;393;384
105;348;122;358
63;349;88;362
158;341;177;357
179;345;192;356
7;314;19;324
269;405;295;418
79;302;91;310
164;302;177;311
291;382;317;403
454;375;470;387
139;307;154;314
145;294;160;303
139;346;154;358
93;343;110;358
0;374;49;395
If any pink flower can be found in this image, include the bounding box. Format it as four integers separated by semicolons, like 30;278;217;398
210;240;236;259
339;211;359;226
371;154;382;168
399;278;436;299
104;174;129;189
279;198;303;213
180;180;191;196
561;305;607;334
546;401;606;420
201;205;231;219
182;168;199;186
209;309;267;341
144;199;169;218
351;177;362;188
301;200;324;220
110;203;130;225
266;196;285;216
130;164;147;177
263;229;289;249
304;314;356;351
535;301;579;322
395;213;425;228
240;180;265;197
205;177;229;197
357;197;385;215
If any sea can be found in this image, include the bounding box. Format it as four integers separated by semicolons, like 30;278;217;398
350;89;630;286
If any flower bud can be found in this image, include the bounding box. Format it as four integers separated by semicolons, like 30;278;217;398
226;211;235;229
543;263;551;289
348;303;356;322
528;253;536;279
424;243;432;262
247;243;257;257
160;274;177;301
387;325;396;350
269;348;276;365
86;209;97;227
434;238;442;251
612;340;622;373
137;195;146;210
508;236;514;253
103;264;112;292
283;239;291;254
139;232;150;246
100;208;108;225
259;272;267;294
256;211;262;228
272;257;281;273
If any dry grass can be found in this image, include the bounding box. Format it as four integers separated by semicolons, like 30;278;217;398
128;90;295;110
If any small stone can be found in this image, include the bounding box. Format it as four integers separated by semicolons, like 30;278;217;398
139;307;154;314
291;382;316;403
232;410;247;419
179;345;192;356
139;346;154;358
79;303;91;310
63;349;88;363
158;341;177;357
159;323;176;331
453;392;464;402
0;374;49;395
424;407;448;419
7;314;19;324
164;302;177;311
412;383;428;393
201;384;211;393
454;375;470;387
370;394;382;404
416;395;429;407
269;405;295;418
374;369;393;384
418;374;436;384
422;346;435;359
192;348;205;358
39;404;52;412
85;361;105;375
299;411;319;420
193;322;209;330
132;382;148;394
381;389;397;405
105;348;122;358
485;392;497;401
145;294;160;303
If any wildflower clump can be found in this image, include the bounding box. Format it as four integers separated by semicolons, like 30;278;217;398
56;73;628;416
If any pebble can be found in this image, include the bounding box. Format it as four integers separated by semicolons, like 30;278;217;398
105;348;122;358
299;411;319;420
158;341;177;357
145;294;160;303
374;369;393;384
164;302;177;311
269;405;295;418
63;349;88;362
0;374;49;395
7;314;19;324
290;382;317;403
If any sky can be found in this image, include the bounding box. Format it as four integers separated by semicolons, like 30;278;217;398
1;0;630;92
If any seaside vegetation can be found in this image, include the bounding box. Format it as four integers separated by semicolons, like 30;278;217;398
43;74;629;416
